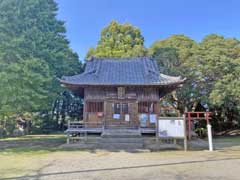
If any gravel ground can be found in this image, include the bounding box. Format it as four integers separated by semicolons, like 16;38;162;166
1;148;240;180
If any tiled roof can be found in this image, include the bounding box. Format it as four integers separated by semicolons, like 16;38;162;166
60;57;185;86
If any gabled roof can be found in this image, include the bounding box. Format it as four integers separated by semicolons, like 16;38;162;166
60;57;185;86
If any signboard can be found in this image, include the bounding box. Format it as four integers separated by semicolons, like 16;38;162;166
97;112;103;117
125;114;129;122
158;117;185;138
150;114;156;123
113;114;120;119
139;114;148;127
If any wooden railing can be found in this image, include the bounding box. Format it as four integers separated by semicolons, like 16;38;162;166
67;120;140;130
68;121;103;129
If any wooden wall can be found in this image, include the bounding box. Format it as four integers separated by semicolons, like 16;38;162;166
83;86;161;128
84;87;160;101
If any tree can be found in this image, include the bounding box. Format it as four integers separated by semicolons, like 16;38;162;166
149;35;196;63
0;0;83;133
51;91;83;130
149;34;240;129
85;20;147;59
190;34;240;128
0;59;51;113
149;35;198;113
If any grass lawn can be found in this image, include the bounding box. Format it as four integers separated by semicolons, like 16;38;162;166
0;134;70;179
0;133;240;155
213;136;240;143
0;134;67;155
1;133;239;154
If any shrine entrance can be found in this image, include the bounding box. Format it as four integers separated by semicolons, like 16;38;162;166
104;100;139;129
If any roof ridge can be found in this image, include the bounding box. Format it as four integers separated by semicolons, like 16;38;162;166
85;56;152;61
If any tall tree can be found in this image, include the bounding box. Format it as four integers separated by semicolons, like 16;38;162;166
150;34;240;129
190;34;240;128
85;20;147;59
0;0;82;118
149;35;197;112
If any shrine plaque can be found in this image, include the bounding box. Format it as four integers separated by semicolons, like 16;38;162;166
117;87;125;99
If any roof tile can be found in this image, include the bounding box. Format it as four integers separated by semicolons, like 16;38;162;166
61;57;185;85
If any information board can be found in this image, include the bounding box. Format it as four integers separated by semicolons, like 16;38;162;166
158;117;185;138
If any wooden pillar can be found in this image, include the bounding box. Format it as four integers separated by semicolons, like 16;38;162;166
84;131;87;142
156;117;159;142
154;101;159;142
83;99;86;121
134;101;138;128
103;100;107;129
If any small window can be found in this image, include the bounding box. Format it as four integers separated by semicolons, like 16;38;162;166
138;102;156;113
85;102;103;112
113;103;129;114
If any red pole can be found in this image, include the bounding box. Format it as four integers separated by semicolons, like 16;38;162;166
206;112;209;124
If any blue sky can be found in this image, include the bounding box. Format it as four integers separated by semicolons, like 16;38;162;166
56;0;240;60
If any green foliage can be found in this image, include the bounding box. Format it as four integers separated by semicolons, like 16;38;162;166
190;34;240;106
149;34;240;128
85;20;147;59
190;35;240;127
149;34;196;63
0;0;83;134
0;58;51;114
0;0;239;133
149;35;198;112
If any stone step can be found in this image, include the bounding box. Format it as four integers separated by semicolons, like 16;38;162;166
99;137;143;143
102;130;141;134
104;128;140;132
104;120;139;129
102;134;142;138
104;126;139;129
98;142;144;149
102;129;141;136
102;131;141;136
101;131;142;138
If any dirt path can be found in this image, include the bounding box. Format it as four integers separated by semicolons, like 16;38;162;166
1;135;240;180
1;149;240;180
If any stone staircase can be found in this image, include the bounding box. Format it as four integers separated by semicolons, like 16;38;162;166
99;129;143;149
104;120;139;129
